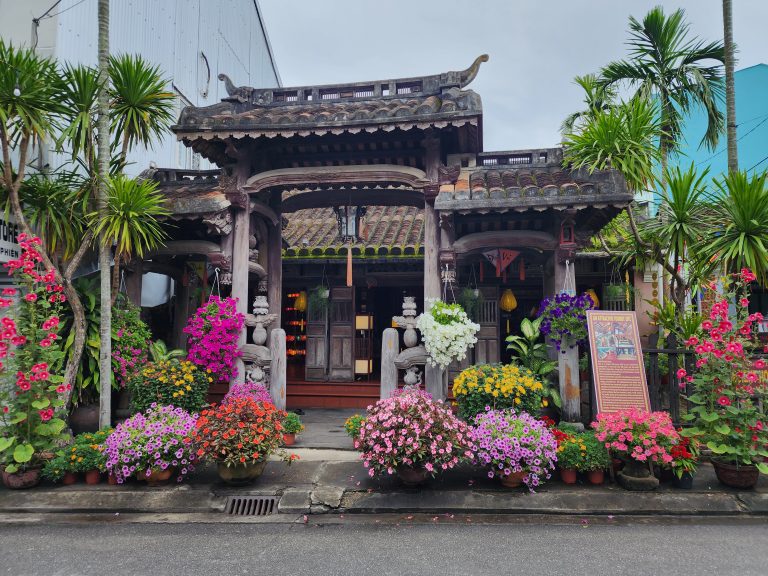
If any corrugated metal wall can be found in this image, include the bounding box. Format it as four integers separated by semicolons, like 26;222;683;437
51;0;280;175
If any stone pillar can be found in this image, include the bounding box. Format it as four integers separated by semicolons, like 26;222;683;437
554;249;581;423
270;328;287;410
231;207;250;386
380;328;399;400
423;134;443;398
172;279;190;350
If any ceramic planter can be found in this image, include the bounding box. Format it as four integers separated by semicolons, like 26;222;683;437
712;459;759;489
396;465;429;487
62;472;78;486
145;467;176;487
586;469;604;485
499;470;528;489
560;468;577;485
283;433;296;446
217;459;267;486
2;467;41;489
69;404;100;435
84;469;101;485
617;458;659;491
672;471;694;490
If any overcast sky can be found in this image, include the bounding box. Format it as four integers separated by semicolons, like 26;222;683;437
259;1;767;151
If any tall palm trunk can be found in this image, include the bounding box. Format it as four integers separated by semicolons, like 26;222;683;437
723;0;738;173
97;0;112;428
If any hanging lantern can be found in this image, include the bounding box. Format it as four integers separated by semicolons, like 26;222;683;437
586;288;599;308
499;289;518;312
294;291;307;312
334;205;367;242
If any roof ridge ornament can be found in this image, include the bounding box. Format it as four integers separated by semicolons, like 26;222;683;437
218;73;253;103
458;54;489;88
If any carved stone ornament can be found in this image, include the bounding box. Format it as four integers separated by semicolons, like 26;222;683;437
393;296;420;348
202;211;233;235
438;164;461;185
220;272;232;286
208;253;232;272
403;366;422;386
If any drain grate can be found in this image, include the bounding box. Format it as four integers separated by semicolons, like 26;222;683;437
224;495;278;516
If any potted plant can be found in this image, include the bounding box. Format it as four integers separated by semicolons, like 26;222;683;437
469;409;557;491
282;412;304;446
0;235;70;489
191;397;297;486
457;287;483;320
555;434;583;485
307;285;330;314
344;414;365;440
453;363;545;421
103;404;199;485
128;359;212;415
112;298;152;389
71;430;111;485
591;408;679;491
223;381;273;405
681;269;768;489
356;388;474;486
579;433;611;485
670;434;700;490
416;299;480;370
537;292;595;353
42;454;78;485
183;296;245;384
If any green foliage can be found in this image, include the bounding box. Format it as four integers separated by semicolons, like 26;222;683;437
344;414;365;439
148;340;185;363
506;317;558;379
705;170;768;285
62;277;101;403
112;298;152;388
456;287;483;320
282;412;304;434
600;6;724;155
560;73;617;135
128;360;211;414
563;96;662;193
88;175;170;262
307;285;330;314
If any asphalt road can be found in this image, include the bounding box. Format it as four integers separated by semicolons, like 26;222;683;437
1;517;766;576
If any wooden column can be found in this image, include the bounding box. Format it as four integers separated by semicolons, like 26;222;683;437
554;249;581;424
423;134;443;399
231;163;251;387
380;328;399;400
267;201;283;331
172;280;190;351
125;260;143;305
270;328;287;410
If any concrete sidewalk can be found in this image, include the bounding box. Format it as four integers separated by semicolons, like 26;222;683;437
1;452;766;519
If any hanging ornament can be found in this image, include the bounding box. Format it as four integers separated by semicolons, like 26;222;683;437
346;243;353;287
519;257;526;281
500;289;518;312
586;288;599;308
294;291;307;312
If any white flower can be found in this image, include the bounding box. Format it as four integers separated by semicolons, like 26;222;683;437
416;299;480;370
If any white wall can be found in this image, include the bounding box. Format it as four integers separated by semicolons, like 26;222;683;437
2;0;280;175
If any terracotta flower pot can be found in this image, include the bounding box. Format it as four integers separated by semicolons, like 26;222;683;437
587;469;604;485
712;459;759;489
396;465;429;487
107;473;119;486
84;469;101;485
2;467;41;490
499;470;528;489
283;433;296;446
560;468;578;485
217;460;267;486
145;467;175;487
62;472;78;486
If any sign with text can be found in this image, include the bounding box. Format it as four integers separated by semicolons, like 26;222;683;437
0;213;20;263
587;310;650;414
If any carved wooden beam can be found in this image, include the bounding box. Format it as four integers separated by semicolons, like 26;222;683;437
453;230;557;254
249;200;280;226
281;188;423;213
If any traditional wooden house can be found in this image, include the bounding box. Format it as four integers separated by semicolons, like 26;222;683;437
135;55;632;408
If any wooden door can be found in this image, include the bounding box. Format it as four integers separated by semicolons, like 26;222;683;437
305;296;328;381
328;286;355;381
474;286;500;364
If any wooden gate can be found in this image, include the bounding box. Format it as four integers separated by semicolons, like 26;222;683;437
305;296;328;381
328;286;355;381
474;286;500;364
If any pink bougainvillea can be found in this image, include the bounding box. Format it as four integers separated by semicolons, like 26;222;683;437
183;296;244;384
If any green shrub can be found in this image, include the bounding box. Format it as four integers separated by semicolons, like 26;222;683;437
556;432;610;472
282;412;304;434
344;414;365;439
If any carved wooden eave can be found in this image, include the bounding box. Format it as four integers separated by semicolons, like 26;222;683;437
244;165;431;195
452;231;558;255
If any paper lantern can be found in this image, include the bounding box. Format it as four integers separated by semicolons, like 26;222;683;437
586;288;599;308
294;291;307;312
499;289;518;312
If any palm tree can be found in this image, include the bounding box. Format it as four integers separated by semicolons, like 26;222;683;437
722;0;738;172
704;171;768;283
97;0;112;428
88;176;170;304
601;6;725;178
560;74;617;136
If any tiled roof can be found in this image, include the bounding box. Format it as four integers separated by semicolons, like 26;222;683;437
435;153;631;213
140;168;230;216
173;56;487;141
282;206;424;260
